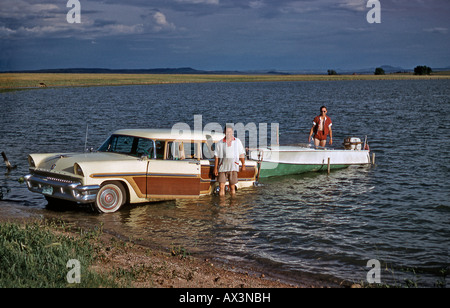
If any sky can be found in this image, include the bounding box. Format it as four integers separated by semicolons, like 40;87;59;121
1;0;449;72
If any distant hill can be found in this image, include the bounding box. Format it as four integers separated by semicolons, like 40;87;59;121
2;67;264;75
2;65;449;75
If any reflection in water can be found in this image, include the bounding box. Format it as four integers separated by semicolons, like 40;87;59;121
74;165;378;283
119;189;259;255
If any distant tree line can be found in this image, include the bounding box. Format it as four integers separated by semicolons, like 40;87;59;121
414;65;432;75
327;65;433;76
373;65;433;75
374;67;385;75
327;69;337;75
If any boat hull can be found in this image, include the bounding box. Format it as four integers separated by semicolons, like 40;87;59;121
249;146;371;178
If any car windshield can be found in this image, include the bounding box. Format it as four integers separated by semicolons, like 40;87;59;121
98;135;156;158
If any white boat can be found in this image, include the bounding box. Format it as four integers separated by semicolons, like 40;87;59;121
248;137;372;178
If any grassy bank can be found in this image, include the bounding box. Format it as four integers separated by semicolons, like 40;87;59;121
1;216;446;288
1;72;450;90
0;220;118;287
0;219;301;288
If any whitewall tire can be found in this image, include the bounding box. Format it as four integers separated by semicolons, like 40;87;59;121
94;182;126;213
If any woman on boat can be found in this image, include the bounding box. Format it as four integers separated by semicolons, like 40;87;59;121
309;106;333;147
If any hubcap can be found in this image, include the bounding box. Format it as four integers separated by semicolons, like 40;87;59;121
100;187;119;209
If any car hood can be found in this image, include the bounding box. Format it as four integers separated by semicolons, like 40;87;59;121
31;152;138;174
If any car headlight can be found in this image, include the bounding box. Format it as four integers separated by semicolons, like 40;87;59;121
74;163;84;176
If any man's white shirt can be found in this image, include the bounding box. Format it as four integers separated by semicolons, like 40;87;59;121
214;138;245;172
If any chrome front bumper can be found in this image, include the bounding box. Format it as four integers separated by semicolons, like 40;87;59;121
24;174;100;204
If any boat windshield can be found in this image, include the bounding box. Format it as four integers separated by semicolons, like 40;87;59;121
98;134;163;158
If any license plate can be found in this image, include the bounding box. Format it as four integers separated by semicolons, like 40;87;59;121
42;186;53;195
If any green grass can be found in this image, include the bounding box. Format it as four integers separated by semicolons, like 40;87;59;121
0;220;120;288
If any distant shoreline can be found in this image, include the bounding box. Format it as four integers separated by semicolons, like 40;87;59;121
1;72;449;91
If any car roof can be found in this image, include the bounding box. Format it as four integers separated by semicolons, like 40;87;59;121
112;128;224;142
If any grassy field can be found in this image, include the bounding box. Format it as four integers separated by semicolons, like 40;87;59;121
1;72;450;90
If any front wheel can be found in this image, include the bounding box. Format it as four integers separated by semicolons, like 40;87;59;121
94;182;126;213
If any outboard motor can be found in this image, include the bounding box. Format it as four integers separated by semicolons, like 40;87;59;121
343;137;362;150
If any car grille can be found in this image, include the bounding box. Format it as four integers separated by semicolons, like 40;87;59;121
33;170;79;184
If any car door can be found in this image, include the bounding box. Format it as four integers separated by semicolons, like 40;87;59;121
146;141;201;198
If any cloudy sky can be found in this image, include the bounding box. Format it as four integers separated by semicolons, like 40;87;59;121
1;0;449;71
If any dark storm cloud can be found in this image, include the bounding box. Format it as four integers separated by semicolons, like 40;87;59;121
1;0;449;71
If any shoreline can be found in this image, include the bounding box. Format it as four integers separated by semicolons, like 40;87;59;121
0;200;342;288
1;72;450;91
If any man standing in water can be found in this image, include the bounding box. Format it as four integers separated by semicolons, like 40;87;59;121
309;106;333;147
214;125;246;196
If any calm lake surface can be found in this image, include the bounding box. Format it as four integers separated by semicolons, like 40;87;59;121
1;80;449;286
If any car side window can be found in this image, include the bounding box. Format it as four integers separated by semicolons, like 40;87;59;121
184;142;198;159
110;135;134;154
167;142;198;160
155;141;165;159
98;135;162;159
203;142;216;159
168;142;183;160
136;138;154;158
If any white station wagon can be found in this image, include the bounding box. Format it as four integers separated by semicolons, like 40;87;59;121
25;129;258;213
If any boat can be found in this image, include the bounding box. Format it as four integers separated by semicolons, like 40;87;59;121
248;137;373;178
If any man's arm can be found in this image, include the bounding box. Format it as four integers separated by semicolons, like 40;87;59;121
214;141;222;176
237;139;246;171
239;155;246;171
214;156;219;176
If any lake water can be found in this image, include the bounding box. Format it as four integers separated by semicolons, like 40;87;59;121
1;80;449;287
